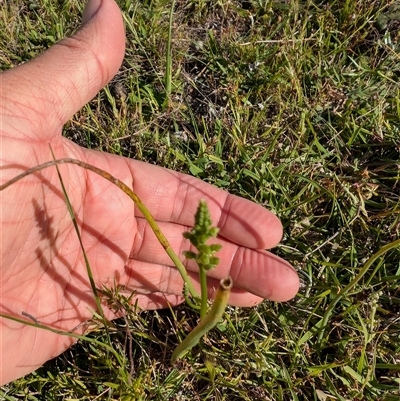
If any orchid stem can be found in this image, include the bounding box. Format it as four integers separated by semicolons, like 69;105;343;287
171;276;232;363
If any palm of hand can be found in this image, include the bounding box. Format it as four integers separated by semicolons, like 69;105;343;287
1;134;135;378
0;0;298;385
1;129;291;383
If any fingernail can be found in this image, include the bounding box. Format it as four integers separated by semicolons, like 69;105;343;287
82;0;103;24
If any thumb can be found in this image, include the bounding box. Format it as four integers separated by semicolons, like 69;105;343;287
1;0;125;140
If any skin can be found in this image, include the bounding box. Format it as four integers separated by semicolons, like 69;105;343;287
0;0;299;385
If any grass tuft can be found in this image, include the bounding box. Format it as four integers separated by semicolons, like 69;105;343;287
1;0;400;400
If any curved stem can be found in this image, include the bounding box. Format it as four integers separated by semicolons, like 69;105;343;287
171;276;232;363
0;312;124;365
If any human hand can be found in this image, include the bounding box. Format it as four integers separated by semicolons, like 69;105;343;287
0;0;299;385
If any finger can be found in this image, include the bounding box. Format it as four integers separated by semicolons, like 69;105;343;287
1;0;125;140
121;260;264;307
126;159;284;249
130;218;299;302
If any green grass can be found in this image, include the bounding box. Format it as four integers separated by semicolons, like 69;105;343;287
1;0;400;400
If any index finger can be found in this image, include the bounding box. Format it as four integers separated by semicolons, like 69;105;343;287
126;158;283;250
